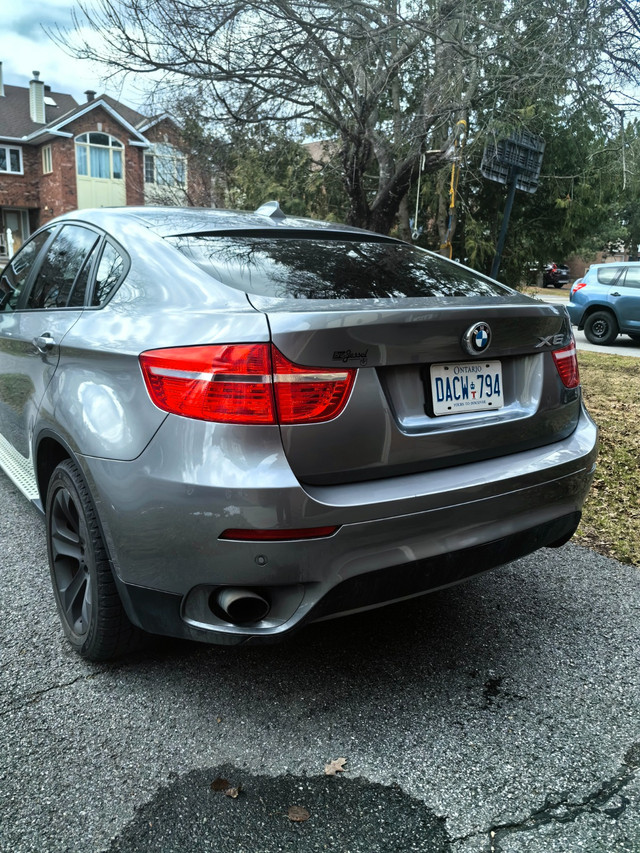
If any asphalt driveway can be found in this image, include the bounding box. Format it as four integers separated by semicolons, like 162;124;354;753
1;469;639;852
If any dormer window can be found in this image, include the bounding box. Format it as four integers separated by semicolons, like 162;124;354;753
0;145;23;175
75;132;123;180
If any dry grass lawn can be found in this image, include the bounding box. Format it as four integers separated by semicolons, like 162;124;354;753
575;351;640;566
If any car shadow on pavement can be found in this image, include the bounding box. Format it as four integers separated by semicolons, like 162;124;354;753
102;548;599;718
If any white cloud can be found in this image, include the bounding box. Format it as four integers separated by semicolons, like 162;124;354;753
0;3;146;108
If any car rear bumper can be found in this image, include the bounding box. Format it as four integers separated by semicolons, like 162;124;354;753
79;404;597;644
116;509;582;646
566;302;583;326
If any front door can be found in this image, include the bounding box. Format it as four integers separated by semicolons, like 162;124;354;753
3;209;30;256
0;224;100;480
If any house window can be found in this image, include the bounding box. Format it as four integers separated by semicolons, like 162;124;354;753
0;145;23;175
75;132;124;180
42;145;53;174
144;143;186;187
144;155;155;184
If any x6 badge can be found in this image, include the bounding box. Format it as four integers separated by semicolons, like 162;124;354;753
536;334;565;348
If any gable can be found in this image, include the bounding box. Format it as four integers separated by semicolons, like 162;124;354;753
44;99;149;145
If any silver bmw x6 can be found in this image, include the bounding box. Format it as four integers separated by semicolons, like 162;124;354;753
0;204;597;659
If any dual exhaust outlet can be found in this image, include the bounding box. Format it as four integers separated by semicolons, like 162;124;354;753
214;588;271;624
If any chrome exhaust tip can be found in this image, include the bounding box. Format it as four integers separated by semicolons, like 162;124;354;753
214;588;271;624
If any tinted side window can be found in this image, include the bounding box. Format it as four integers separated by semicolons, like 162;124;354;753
27;225;100;309
68;240;101;307
0;229;54;312
622;267;640;289
596;266;623;285
91;242;126;305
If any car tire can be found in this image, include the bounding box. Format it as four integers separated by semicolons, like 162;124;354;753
46;459;141;660
583;311;619;345
553;282;564;289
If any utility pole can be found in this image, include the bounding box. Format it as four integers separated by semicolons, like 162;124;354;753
490;167;519;280
482;131;545;281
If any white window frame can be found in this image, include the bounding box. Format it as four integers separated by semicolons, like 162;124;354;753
0;145;24;175
75;132;124;180
42;145;53;174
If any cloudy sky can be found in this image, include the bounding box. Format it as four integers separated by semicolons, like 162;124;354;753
0;1;144;107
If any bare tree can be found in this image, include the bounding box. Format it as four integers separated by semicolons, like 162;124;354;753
60;0;640;233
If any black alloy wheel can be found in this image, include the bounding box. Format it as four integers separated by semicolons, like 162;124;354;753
46;459;139;660
583;310;619;346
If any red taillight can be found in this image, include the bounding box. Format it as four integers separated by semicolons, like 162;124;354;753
219;526;339;541
139;344;276;423
139;344;356;424
552;340;580;388
571;280;586;295
272;348;355;424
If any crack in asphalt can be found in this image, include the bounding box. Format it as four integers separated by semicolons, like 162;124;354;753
0;674;96;717
485;742;640;851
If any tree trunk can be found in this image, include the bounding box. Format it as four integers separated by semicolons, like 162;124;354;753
398;196;412;241
436;168;451;256
341;134;373;229
366;151;446;235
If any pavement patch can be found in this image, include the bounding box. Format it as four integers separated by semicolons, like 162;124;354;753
107;765;450;852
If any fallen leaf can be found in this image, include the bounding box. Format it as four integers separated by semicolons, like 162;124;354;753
288;805;310;822
324;757;347;775
224;785;242;799
210;777;231;792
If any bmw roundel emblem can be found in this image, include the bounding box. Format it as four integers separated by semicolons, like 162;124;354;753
463;322;492;356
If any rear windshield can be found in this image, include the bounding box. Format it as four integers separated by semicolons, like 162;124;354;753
166;233;509;299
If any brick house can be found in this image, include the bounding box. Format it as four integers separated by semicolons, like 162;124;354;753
0;64;209;263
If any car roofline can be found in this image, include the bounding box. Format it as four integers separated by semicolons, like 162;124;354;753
50;206;391;241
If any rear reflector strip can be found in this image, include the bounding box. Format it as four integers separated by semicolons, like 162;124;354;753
145;367;272;384
219;526;339;541
274;372;350;383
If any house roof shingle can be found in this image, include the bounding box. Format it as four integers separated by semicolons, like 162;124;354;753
0;84;79;140
0;82;163;146
99;94;147;130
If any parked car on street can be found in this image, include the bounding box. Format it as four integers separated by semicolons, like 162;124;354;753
542;263;571;289
567;262;640;345
0;205;597;659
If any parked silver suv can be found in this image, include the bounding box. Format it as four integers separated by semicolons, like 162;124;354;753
0;206;597;659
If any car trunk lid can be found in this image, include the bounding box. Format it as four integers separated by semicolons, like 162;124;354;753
251;295;579;485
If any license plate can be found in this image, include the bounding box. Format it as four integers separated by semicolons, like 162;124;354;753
430;360;503;416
